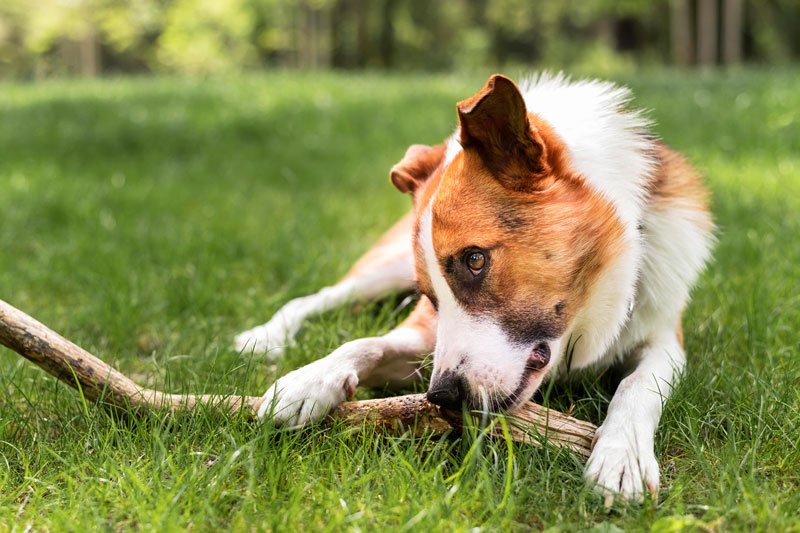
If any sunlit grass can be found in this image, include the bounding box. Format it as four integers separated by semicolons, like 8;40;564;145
1;69;799;530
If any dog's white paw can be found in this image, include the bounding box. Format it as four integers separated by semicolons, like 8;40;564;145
257;357;358;427
584;424;660;502
234;320;295;358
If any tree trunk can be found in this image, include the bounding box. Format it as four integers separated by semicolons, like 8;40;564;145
379;0;397;69
79;25;100;77
330;0;346;68
697;0;719;66
671;0;694;66
355;0;369;67
722;0;743;65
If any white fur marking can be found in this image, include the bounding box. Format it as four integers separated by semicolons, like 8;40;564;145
419;205;533;401
258;328;431;425
444;130;462;167
519;72;656;237
585;333;684;499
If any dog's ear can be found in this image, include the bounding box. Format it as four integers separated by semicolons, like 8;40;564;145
390;143;446;195
458;74;549;190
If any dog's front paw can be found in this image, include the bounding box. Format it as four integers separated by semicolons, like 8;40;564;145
584;425;660;502
257;358;358;427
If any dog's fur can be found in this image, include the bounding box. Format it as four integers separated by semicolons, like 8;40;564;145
235;73;714;500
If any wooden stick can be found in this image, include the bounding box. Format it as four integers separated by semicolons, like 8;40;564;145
330;393;596;456
0;298;596;456
0;298;263;415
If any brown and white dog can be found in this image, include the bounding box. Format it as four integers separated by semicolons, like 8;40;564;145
235;73;714;499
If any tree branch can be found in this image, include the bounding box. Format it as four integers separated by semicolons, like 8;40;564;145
0;298;595;456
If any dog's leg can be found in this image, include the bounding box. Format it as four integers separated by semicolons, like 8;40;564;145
235;213;415;357
584;328;685;501
257;296;436;426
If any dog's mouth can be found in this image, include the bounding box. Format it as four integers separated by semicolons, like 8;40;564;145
472;342;552;413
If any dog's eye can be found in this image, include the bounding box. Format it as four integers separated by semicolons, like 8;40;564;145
465;251;486;274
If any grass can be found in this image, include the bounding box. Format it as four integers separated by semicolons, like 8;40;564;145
0;68;799;531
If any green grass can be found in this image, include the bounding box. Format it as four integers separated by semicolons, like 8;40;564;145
1;69;799;531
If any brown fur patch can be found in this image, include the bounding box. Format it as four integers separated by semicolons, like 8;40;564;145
648;141;713;225
390;144;446;198
414;115;627;344
457;75;550;190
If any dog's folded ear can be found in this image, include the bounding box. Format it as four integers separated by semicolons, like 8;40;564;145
390;143;446;195
458;74;550;190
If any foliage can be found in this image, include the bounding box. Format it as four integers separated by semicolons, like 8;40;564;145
1;0;799;78
157;0;260;73
0;69;799;530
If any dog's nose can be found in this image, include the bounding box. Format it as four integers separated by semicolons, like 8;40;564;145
426;370;467;411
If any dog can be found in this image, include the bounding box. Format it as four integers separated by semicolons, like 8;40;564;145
235;73;714;500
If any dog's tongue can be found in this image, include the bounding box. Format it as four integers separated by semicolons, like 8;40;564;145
528;343;551;370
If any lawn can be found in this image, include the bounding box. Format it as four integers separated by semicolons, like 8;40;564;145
1;69;799;531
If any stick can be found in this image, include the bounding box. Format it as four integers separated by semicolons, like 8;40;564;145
330;393;596;456
0;298;596;456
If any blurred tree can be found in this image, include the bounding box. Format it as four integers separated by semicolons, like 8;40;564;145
0;0;34;78
251;0;295;65
1;0;799;79
723;0;744;64
24;0;102;76
671;0;693;66
379;0;397;68
157;0;259;73
697;0;718;65
95;0;165;72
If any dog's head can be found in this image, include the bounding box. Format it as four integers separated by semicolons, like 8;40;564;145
392;74;628;412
